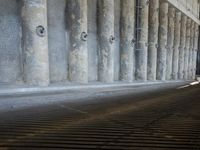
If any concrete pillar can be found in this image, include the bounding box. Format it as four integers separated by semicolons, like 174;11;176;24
184;18;191;80
120;0;135;82
47;0;67;82
135;0;149;81
21;0;49;86
166;7;175;80
67;0;88;83
188;21;195;79
178;15;187;79
193;23;199;79
147;0;159;81
98;0;114;82
172;11;181;80
157;0;168;81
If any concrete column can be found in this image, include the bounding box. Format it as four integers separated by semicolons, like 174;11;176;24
184;18;191;80
147;0;159;81
47;0;67;82
21;0;49;86
188;21;195;79
98;0;114;82
178;15;187;79
192;23;199;79
172;11;181;80
166;7;175;80
67;0;88;83
157;0;168;81
135;0;149;81
120;0;135;82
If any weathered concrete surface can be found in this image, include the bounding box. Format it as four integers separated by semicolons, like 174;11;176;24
135;0;149;81
184;18;191;79
178;15;187;79
172;11;181;80
47;0;67;82
166;7;175;80
114;0;121;81
21;0;49;86
157;1;168;81
88;0;98;81
0;0;22;83
188;22;195;79
120;0;135;82
0;81;191;112
67;0;88;83
147;0;159;81
98;0;115;83
192;23;199;79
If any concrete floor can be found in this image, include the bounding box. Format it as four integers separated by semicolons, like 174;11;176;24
0;83;200;149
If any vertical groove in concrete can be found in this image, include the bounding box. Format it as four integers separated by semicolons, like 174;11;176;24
188;21;195;79
114;0;121;81
21;0;49;86
184;18;191;80
166;7;175;80
192;23;199;79
172;11;181;80
157;0;168;81
88;0;98;82
135;0;149;81
120;0;135;82
178;15;187;79
147;0;159;81
67;0;88;83
47;0;67;82
98;0;114;83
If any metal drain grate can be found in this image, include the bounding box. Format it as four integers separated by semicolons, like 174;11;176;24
0;86;200;149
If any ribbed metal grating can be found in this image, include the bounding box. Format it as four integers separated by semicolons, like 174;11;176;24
0;85;200;149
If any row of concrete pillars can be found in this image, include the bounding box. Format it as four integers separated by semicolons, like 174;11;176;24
21;0;199;86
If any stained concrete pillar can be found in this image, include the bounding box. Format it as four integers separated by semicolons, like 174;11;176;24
147;0;159;81
172;11;181;80
188;22;195;79
98;0;114;82
67;0;88;83
135;0;149;81
157;0;168;81
21;0;49;86
120;0;135;82
184;18;191;80
178;15;187;79
47;0;67;82
166;7;175;80
193;23;199;79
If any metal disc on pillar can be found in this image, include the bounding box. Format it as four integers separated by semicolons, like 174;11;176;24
98;0;115;83
21;0;49;86
67;0;88;83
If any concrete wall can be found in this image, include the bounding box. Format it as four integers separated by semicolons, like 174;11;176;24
0;0;22;83
0;0;199;87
